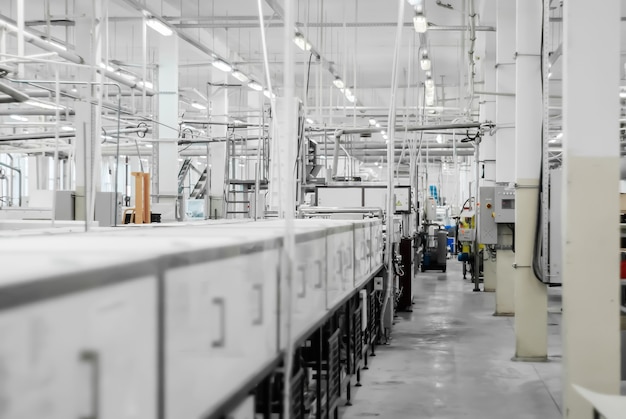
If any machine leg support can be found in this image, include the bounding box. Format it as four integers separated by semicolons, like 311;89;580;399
356;367;362;387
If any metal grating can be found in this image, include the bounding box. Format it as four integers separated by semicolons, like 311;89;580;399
327;329;341;408
291;369;305;419
353;306;363;369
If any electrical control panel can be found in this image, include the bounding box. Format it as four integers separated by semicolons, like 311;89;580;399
494;186;516;223
457;227;476;242
478;186;497;245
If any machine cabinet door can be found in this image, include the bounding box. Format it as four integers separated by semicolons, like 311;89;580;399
0;277;157;419
165;258;247;419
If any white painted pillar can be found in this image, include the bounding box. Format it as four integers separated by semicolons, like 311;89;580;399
494;0;516;315
208;86;229;218
513;0;547;362
156;34;179;221
562;0;621;416
73;1;102;222
480;31;497;293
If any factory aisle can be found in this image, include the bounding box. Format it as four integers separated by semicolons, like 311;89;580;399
339;261;563;419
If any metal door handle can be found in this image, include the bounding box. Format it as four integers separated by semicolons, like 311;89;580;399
252;284;263;325
79;350;99;419
212;297;226;348
314;259;323;289
297;265;306;298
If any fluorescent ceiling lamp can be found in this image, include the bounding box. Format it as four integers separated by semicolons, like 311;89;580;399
99;62;115;72
293;33;312;51
25;99;65;110
232;70;249;83
369;118;377;125
383;134;388;140
61;126;75;132
44;38;67;51
380;130;386;135
556;132;563;140
425;78;434;88
344;88;355;103
191;102;207;110
425;70;432;78
306;118;315;124
145;144;153;148
138;80;153;90
248;81;263;91
146;18;173;36
436;134;444;144
420;58;432;71
413;14;428;33
263;90;276;99
212;59;233;73
375;123;381;128
116;71;137;82
9;114;27;122
333;78;345;89
234;119;244;124
620;91;626;99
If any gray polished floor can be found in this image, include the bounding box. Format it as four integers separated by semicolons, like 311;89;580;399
339;260;563;419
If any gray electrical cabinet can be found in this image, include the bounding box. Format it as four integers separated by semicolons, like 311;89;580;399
54;190;75;220
478;186;497;245
494;186;516;223
95;192;123;226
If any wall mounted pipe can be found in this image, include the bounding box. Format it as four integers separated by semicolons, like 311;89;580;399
330;121;484;178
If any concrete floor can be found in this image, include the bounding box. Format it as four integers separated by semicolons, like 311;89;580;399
339;260;563;419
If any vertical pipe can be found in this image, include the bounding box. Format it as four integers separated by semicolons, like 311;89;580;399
473;140;480;291
282;0;297;416
16;0;24;77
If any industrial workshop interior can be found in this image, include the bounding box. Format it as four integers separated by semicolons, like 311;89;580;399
1;0;626;418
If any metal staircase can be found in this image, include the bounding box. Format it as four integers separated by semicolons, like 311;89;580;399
189;168;208;199
177;158;192;195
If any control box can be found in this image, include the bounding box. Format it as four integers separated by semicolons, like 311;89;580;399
458;227;476;242
494;186;516;223
478;186;497;245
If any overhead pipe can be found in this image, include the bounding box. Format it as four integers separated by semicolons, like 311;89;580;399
0;81;29;102
0;14;156;95
330;121;485;178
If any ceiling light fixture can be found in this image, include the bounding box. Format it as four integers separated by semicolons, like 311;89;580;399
137;80;153;90
425;78;434;88
25;99;65;110
383;134;389;140
99;62;116;72
345;89;356;103
436;134;444;144
191;102;207;110
212;59;233;73
9;115;27;122
413;12;428;33
369;118;377;125
333;78;345;89
248;81;263;91
231;70;249;83
146;17;173;36
306;118;315;124
375;123;381;128
263;90;275;99
61;126;75;132
293;33;312;51
420;57;432;71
